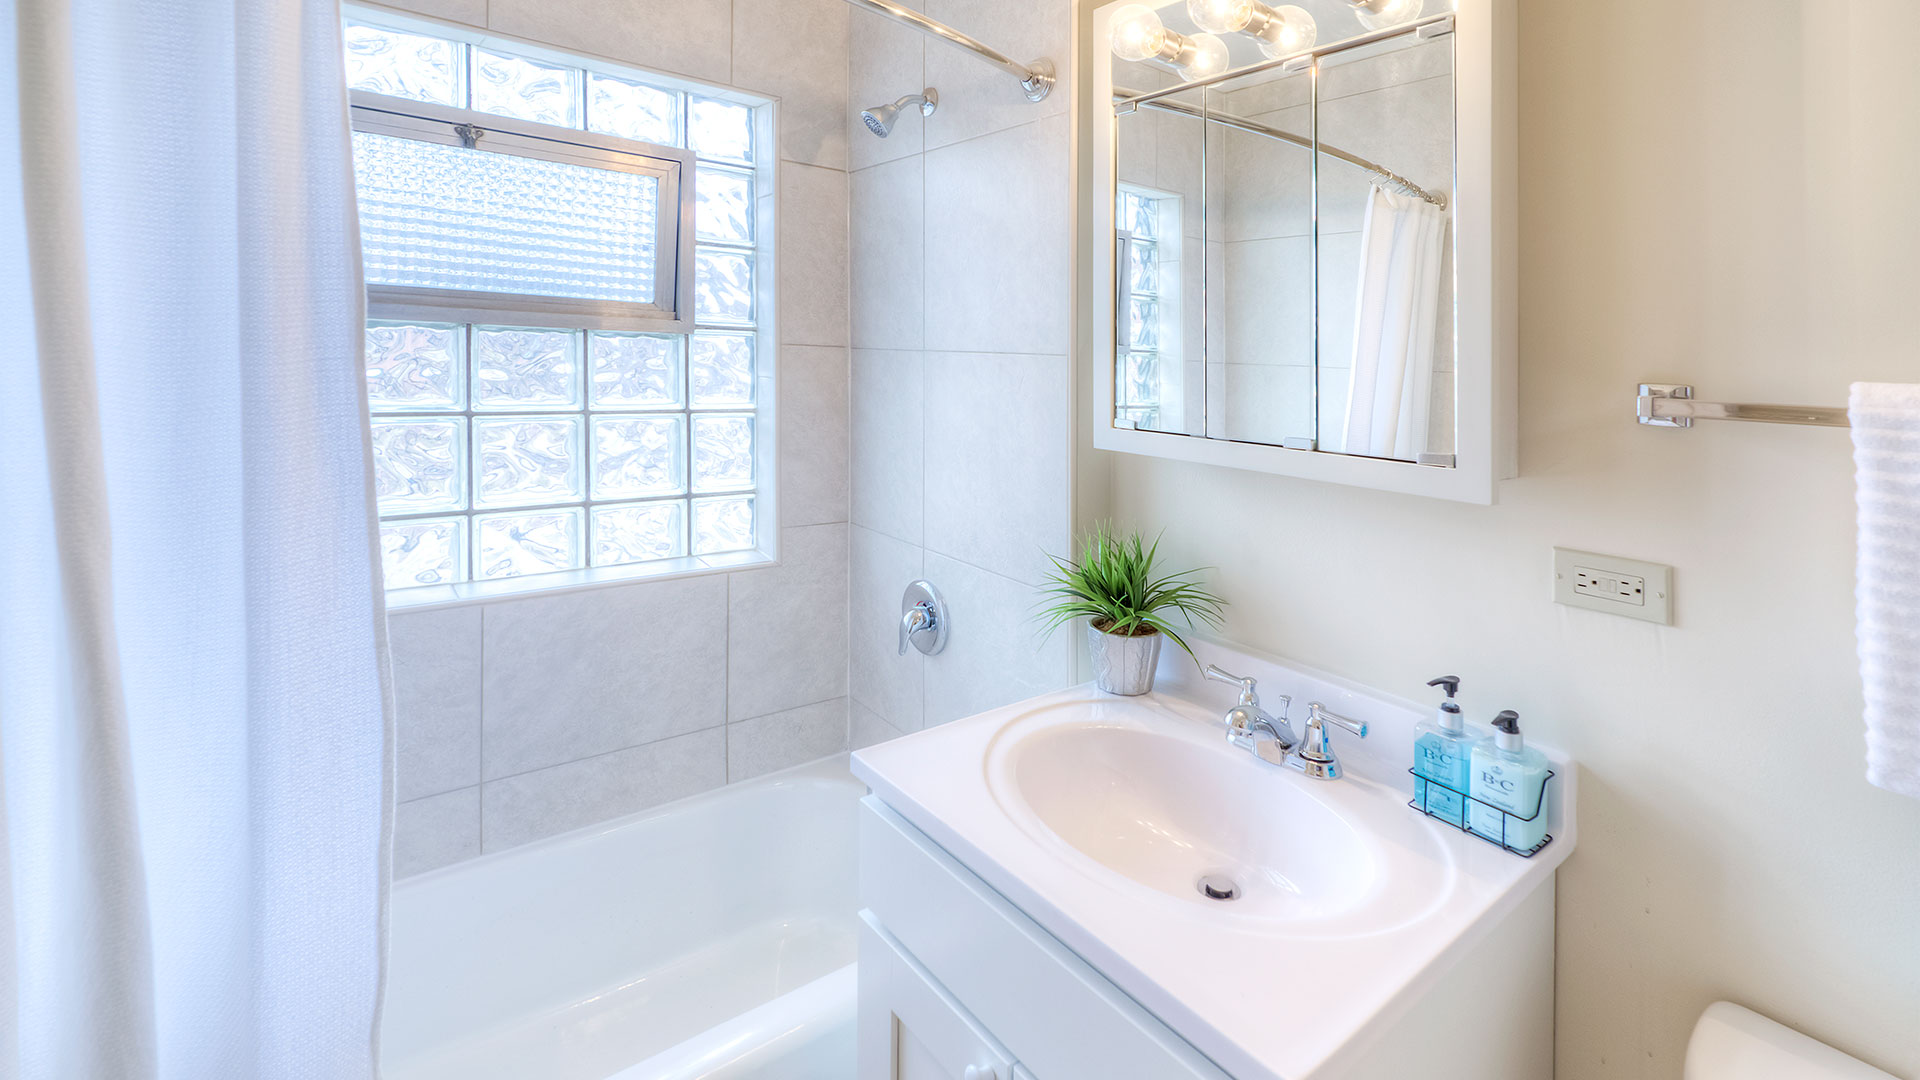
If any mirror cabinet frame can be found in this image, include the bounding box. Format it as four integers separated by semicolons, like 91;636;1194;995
1086;0;1516;504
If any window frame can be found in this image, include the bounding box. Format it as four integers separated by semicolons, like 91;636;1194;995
350;92;698;333
342;9;784;610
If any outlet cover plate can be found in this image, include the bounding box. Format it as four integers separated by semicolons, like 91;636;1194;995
1553;547;1672;625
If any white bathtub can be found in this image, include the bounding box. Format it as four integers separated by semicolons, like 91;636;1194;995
382;756;863;1080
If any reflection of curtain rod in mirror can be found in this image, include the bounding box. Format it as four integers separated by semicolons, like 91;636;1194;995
841;0;1056;102
1112;89;1447;208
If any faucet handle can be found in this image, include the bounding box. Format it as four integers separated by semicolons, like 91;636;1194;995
1205;665;1287;715
898;601;936;655
1294;703;1366;781
1203;664;1255;697
1307;702;1367;738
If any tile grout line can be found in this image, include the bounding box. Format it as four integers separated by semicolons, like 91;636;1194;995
465;723;733;793
476;603;487;855
723;570;733;784
917;87;931;734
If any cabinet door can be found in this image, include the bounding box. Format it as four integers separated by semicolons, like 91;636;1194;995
859;913;1017;1080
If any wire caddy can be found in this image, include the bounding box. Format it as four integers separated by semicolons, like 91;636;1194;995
1406;769;1555;858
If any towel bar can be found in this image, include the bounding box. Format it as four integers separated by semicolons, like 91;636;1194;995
1635;383;1850;429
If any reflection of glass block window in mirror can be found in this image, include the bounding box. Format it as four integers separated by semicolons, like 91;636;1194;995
1114;184;1185;432
349;15;772;593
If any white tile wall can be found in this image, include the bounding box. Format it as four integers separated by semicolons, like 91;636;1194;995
922;350;1070;585
486;0;734;84
386;0;1084;870
850;698;906;750
394;786;479;877
731;0;852;170
923;114;1071;355
850;349;924;543
780;344;851;527
728;697;850;781
481;576;729;777
377;0;852;875
849;155;925;351
480;728;727;852
920;553;1072;728
849;524;924;729
779;162;851;348
848;0;1075;738
389;606;481;801
727;523;849;720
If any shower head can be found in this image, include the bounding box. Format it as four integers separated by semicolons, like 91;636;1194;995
861;88;938;138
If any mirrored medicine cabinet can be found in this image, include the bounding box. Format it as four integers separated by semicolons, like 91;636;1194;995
1089;0;1516;503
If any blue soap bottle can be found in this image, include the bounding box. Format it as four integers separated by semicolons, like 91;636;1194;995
1468;711;1551;852
1412;675;1482;827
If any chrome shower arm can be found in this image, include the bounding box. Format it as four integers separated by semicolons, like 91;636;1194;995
841;0;1055;102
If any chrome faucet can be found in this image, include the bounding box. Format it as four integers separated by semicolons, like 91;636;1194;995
1202;665;1295;766
1202;666;1368;779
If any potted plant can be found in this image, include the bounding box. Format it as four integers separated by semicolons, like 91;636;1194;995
1039;525;1227;696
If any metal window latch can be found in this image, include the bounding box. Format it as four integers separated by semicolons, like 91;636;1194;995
453;123;485;148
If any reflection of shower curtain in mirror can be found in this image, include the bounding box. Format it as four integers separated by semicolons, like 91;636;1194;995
1342;185;1448;459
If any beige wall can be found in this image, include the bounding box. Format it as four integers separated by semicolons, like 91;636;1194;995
1091;0;1920;1074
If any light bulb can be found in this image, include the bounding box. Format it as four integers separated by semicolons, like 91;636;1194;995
1110;4;1167;62
1352;0;1423;31
1186;0;1254;34
1178;31;1230;77
1255;4;1317;58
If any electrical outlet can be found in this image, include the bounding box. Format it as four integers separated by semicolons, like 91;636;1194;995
1554;548;1672;625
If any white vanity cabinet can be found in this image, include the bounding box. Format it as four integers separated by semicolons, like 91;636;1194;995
857;797;1234;1080
858;791;1557;1080
858;915;1014;1080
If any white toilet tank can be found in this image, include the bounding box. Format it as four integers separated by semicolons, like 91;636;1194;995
1685;1002;1901;1080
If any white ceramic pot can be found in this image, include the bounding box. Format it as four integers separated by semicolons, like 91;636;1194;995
1087;623;1161;695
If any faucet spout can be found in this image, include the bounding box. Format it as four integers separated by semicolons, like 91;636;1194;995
1202;665;1294;762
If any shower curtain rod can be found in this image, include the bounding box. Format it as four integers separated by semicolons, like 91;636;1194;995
1113;90;1447;208
843;0;1055;102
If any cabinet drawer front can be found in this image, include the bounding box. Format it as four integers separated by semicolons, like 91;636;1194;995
860;913;1016;1080
860;797;1231;1080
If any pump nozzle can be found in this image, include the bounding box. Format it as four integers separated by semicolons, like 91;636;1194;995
1491;710;1523;751
1426;675;1461;698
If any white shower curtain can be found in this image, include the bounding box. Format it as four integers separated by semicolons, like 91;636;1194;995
1;0;391;1077
1341;184;1449;460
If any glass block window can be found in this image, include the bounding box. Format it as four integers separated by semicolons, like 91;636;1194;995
349;15;768;592
1115;185;1180;430
352;131;661;304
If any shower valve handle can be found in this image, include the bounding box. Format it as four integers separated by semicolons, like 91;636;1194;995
899;601;938;655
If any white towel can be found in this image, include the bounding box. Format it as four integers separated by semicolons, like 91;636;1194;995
1851;382;1920;799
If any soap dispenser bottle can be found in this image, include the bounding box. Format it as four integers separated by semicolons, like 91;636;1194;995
1412;675;1482;827
1468;711;1551;852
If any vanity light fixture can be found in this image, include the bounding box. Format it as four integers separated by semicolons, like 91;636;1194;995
1109;4;1230;78
1185;0;1316;59
1349;0;1424;31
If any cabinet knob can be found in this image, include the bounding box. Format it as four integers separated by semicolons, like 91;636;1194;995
963;1067;999;1080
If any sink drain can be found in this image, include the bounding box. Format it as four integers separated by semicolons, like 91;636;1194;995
1196;873;1240;901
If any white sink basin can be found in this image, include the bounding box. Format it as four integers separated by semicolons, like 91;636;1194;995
985;701;1450;935
853;675;1576;1080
